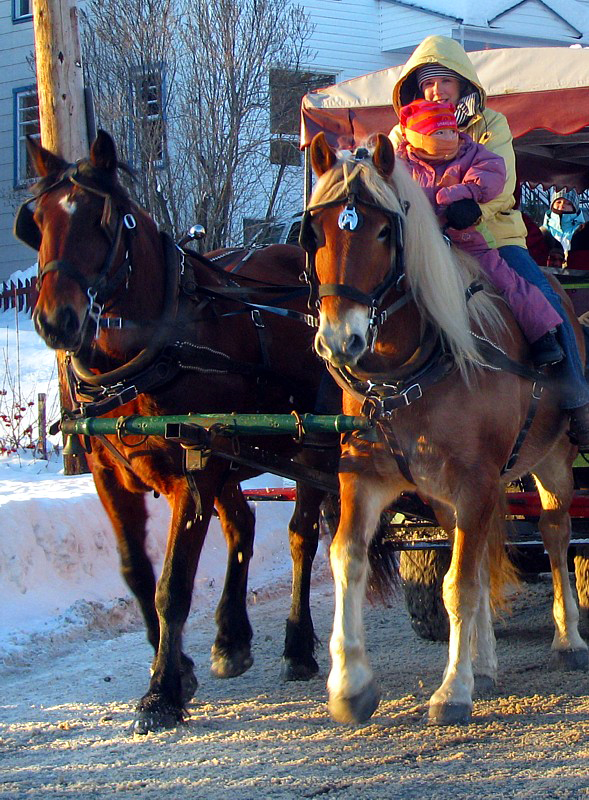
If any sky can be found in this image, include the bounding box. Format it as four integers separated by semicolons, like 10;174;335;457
0;282;327;671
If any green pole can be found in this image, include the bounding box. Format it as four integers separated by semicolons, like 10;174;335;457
61;413;372;438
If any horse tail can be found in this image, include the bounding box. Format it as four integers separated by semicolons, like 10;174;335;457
488;492;519;613
366;514;400;604
320;495;400;602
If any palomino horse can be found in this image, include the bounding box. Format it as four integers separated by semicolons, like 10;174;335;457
20;130;341;733
303;131;588;725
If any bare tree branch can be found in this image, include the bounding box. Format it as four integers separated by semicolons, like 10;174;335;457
80;0;314;250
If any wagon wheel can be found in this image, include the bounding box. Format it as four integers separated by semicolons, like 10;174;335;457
574;545;589;633
399;544;451;642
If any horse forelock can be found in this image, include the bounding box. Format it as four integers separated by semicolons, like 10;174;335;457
32;158;132;208
310;149;505;376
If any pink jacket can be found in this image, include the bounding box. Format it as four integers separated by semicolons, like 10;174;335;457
397;134;507;217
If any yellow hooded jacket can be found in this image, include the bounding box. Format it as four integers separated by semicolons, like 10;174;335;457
390;35;527;248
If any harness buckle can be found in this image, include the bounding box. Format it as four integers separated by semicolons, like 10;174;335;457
100;316;123;329
402;383;423;405
361;395;382;420
87;288;104;338
123;214;137;230
251;309;264;328
118;385;138;405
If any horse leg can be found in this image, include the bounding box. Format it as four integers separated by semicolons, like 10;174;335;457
210;482;255;679
327;474;394;724
281;480;323;681
92;465;159;651
533;450;589;670
428;483;502;725
133;478;214;734
470;547;498;695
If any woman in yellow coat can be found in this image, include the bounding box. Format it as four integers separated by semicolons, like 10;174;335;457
389;35;589;447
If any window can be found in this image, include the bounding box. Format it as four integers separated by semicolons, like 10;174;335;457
13;0;32;22
270;138;301;167
269;69;335;166
131;66;166;167
14;87;40;187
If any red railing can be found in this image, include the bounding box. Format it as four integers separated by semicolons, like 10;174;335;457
0;277;38;315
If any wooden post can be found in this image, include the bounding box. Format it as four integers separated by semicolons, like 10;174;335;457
32;0;88;160
32;0;90;474
37;392;47;460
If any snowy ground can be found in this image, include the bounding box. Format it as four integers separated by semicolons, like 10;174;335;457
0;303;328;671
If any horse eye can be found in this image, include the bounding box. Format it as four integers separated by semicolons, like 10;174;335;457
377;225;390;241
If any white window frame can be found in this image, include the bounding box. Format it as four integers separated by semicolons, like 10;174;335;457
13;0;32;22
14;86;40;188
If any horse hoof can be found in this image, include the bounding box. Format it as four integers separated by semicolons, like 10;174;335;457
549;648;589;671
180;668;198;704
474;674;496;696
428;702;472;726
328;681;380;724
180;656;198;704
131;695;184;735
280;656;319;682
210;645;253;679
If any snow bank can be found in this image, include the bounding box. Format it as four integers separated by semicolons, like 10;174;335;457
0;307;328;669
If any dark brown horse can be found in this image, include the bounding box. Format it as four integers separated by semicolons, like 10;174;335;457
20;130;341;734
303;132;588;726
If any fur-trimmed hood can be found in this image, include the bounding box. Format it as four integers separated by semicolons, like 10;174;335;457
392;35;486;114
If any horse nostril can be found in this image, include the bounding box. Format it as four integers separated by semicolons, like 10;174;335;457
56;306;81;338
33;305;81;349
344;333;365;357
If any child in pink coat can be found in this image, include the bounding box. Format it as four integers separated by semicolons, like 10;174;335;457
395;99;563;368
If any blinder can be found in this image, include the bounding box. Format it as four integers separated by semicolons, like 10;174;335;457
299;175;409;338
15;164;138;343
14;199;41;251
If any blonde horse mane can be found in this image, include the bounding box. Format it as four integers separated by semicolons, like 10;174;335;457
309;149;506;377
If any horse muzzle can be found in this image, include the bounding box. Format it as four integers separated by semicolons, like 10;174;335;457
314;312;369;368
33;304;84;351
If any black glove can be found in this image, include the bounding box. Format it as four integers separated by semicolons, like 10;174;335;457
445;199;482;230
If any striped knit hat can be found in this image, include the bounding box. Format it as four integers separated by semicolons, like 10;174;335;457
399;100;458;136
415;64;463;90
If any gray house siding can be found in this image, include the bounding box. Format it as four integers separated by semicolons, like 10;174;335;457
380;3;455;53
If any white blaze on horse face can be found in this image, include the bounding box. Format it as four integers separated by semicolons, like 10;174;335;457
315;304;370;367
59;195;78;216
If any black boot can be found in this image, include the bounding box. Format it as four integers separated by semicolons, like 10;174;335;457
569;403;589;450
529;330;564;368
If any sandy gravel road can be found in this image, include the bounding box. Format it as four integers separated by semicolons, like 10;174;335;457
2;575;589;799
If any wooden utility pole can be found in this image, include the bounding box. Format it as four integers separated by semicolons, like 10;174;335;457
32;0;90;474
32;0;87;160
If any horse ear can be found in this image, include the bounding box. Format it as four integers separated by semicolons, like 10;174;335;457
372;133;395;179
26;136;69;178
90;130;118;174
310;132;337;176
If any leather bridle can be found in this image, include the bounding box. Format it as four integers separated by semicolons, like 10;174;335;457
299;171;411;348
15;165;138;339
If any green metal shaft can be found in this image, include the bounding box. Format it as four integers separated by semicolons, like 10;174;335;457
61;413;372;438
